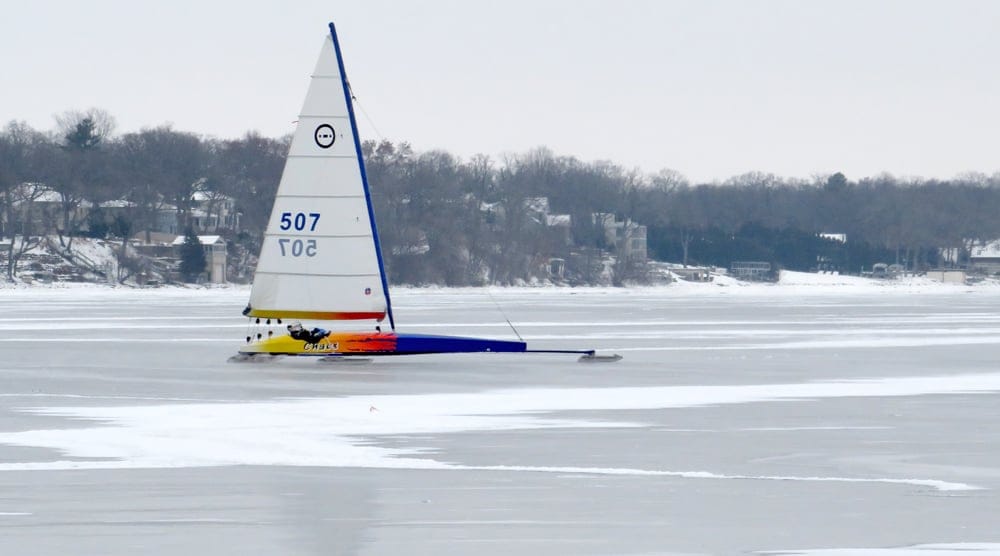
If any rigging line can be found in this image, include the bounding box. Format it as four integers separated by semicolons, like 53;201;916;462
485;288;524;342
347;81;385;142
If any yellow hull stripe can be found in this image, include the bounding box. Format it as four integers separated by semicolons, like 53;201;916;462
239;331;397;355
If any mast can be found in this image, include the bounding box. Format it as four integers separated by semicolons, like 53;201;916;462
327;21;396;331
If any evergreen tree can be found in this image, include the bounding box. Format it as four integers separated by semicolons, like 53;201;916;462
179;228;206;282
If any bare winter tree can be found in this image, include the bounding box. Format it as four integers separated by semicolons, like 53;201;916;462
50;108;117;251
211;132;288;235
54;108;116;143
0;122;50;280
5;182;48;279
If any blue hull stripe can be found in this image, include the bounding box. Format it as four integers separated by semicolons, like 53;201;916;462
393;333;526;354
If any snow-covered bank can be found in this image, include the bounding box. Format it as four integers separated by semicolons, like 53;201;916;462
391;270;1000;298
779;270;938;287
0;282;251;304
0;281;250;294
650;269;999;296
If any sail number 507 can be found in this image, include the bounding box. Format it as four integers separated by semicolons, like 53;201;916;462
278;238;317;257
279;212;320;231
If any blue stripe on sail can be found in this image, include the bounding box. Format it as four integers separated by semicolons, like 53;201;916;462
328;21;396;330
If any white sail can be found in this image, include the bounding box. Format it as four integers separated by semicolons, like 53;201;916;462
246;34;388;321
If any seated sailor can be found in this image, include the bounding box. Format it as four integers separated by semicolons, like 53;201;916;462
287;322;330;344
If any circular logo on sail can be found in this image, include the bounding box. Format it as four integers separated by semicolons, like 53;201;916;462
314;124;336;149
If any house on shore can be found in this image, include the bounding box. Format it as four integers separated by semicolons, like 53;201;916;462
970;241;1000;275
170;235;227;284
593;213;647;262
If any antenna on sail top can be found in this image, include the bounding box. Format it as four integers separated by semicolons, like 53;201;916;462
485;289;523;342
347;82;386;142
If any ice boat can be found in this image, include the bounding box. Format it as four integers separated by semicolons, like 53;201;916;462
235;23;616;361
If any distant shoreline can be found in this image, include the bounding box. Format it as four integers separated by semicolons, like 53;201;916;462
2;271;998;296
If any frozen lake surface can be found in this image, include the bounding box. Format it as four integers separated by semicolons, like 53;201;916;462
2;285;1000;555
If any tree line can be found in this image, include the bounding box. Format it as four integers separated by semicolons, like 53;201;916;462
2;109;1000;283
0;110;287;280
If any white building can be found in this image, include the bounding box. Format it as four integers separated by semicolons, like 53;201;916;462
172;234;227;283
970;241;1000;274
593;213;647;261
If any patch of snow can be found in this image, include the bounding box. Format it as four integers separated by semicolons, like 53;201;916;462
759;543;1000;555
170;235;221;246
68;238;120;269
971;241;1000;259
1;373;998;492
778;270;876;286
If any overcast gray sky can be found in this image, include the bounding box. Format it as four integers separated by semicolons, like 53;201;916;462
3;0;998;182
